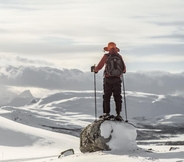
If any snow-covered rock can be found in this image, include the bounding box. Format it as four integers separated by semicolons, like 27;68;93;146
80;120;138;153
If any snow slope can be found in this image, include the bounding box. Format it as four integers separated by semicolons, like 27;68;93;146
1;114;184;162
0;116;79;161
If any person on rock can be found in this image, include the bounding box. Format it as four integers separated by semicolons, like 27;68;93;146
92;42;126;121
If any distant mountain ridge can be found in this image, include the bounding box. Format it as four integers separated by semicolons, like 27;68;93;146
6;90;36;107
18;90;33;98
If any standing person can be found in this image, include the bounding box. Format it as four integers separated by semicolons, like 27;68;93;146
92;42;126;121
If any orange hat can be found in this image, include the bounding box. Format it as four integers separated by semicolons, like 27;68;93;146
103;42;120;52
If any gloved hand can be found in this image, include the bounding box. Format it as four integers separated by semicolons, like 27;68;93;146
91;66;98;74
91;65;95;72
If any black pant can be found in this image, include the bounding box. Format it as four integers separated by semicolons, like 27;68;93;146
103;77;122;115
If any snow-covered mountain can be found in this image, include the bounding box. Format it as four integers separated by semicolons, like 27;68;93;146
1;90;184;162
1;90;184;138
5;90;36;107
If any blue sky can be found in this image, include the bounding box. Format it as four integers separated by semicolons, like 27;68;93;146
0;0;184;72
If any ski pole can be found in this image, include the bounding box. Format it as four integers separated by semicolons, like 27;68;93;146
122;74;128;122
94;71;97;120
91;65;97;121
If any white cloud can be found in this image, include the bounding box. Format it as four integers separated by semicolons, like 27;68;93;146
0;0;184;72
0;54;54;67
0;65;184;95
0;65;93;90
126;54;184;63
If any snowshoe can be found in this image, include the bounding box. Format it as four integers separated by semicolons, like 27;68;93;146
99;114;114;120
99;113;110;119
114;115;124;121
105;115;115;120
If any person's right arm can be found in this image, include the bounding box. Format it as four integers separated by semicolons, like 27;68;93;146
94;54;108;73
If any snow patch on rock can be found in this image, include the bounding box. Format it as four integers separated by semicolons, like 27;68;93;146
100;121;138;151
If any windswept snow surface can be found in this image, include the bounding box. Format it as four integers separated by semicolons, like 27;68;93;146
1;90;184;161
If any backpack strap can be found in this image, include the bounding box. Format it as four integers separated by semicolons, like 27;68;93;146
104;54;109;76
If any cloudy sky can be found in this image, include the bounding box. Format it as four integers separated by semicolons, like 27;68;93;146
0;0;184;73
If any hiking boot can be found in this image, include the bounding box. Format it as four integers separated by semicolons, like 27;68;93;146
115;115;124;121
99;113;110;120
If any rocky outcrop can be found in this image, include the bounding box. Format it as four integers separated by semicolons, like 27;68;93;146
80;119;138;153
80;120;111;153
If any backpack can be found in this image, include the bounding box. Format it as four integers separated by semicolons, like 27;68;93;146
105;53;124;77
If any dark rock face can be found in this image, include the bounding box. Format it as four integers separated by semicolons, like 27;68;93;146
80;120;111;153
